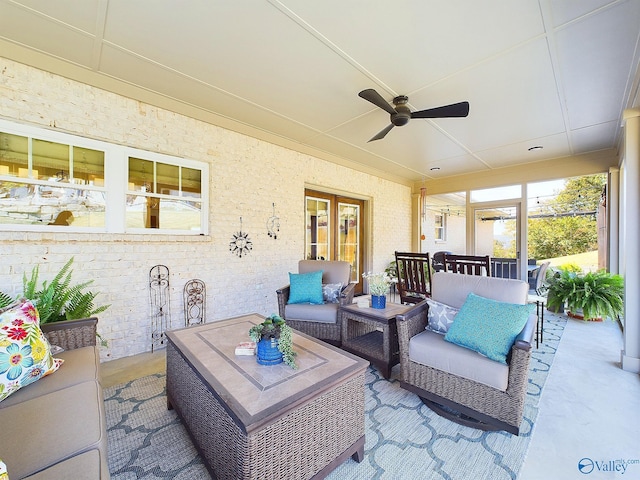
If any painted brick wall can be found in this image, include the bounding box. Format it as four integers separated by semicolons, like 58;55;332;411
0;58;412;361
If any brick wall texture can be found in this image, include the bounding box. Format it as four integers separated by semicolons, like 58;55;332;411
0;58;412;361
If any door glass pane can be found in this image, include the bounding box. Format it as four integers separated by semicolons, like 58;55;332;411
305;197;330;260
475;206;518;278
338;202;360;282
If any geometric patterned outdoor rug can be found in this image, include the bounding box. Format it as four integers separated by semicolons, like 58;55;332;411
104;314;566;480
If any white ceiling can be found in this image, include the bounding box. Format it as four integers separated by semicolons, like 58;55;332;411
1;0;639;185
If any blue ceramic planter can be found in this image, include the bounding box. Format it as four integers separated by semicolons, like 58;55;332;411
256;337;283;365
371;295;386;309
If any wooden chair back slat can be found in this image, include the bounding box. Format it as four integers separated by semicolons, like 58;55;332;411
443;254;491;276
394;251;432;304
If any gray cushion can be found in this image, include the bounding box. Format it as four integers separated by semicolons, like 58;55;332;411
285;303;339;324
432;272;529;308
298;260;351;285
0;380;107;479
23;450;107;480
408;329;509;391
0;346;100;409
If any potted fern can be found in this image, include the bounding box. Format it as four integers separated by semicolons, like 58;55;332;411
1;257;110;348
547;269;624;321
21;257;110;324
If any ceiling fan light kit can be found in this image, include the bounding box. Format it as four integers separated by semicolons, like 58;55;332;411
358;88;469;142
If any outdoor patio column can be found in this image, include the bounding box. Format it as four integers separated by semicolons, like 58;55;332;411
621;108;640;373
608;167;620;274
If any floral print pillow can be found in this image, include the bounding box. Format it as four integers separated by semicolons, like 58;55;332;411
0;300;62;403
0;459;8;480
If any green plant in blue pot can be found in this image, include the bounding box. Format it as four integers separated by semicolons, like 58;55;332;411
249;314;297;368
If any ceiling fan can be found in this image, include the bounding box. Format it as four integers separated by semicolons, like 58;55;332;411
358;88;469;142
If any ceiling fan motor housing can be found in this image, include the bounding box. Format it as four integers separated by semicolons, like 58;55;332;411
392;95;411;126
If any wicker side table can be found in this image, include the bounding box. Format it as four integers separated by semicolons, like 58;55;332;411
340;302;410;379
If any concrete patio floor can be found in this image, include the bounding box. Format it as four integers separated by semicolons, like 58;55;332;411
102;312;640;479
520;316;640;480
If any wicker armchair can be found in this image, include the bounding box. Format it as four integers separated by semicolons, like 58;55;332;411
396;273;537;435
277;260;355;346
41;317;98;350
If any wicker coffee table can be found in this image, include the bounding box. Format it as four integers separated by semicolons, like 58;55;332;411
165;314;368;480
340;302;410;379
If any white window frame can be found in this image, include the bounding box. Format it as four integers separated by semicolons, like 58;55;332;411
434;212;447;242
0;119;209;235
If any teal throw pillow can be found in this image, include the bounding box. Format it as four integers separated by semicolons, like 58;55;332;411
288;270;324;305
444;293;534;364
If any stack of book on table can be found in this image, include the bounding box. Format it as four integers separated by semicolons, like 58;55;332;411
235;341;256;355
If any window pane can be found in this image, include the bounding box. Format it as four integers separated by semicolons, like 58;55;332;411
470;185;521;203
32;138;69;182
0;132;28;176
182;167;201;198
156;162;179;195
125;194;201;231
129;157;154;192
73;146;105;186
0;180;106;226
434;214;445;240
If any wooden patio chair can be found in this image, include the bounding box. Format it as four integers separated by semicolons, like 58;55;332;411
444;254;491;276
394;251;432;304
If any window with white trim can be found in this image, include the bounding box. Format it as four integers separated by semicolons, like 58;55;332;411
434;213;446;241
126;156;202;231
0;120;208;234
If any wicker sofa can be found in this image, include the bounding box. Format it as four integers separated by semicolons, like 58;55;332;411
0;317;109;479
397;272;537;435
277;260;355;346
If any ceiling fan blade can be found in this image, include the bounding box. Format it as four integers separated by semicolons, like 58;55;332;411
368;124;395;142
411;101;470;119
359;89;397;115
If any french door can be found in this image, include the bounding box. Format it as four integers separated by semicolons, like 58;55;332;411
305;189;364;294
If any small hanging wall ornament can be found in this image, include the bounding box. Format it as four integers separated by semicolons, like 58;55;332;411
267;202;280;240
230;216;253;258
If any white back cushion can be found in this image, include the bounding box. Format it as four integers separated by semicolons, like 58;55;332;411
431;272;528;308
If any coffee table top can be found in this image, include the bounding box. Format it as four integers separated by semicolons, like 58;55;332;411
341;302;410;321
166;314;368;433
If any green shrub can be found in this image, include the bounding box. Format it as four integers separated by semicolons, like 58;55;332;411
558;263;583;274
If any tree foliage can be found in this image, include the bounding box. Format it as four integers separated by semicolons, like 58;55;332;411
528;175;605;260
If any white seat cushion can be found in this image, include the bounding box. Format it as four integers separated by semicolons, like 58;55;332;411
408;330;509;391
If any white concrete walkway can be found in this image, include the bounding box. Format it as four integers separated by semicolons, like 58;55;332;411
520;317;640;479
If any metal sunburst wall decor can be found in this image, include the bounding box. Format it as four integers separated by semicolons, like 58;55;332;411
230;216;253;258
267;202;280;240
